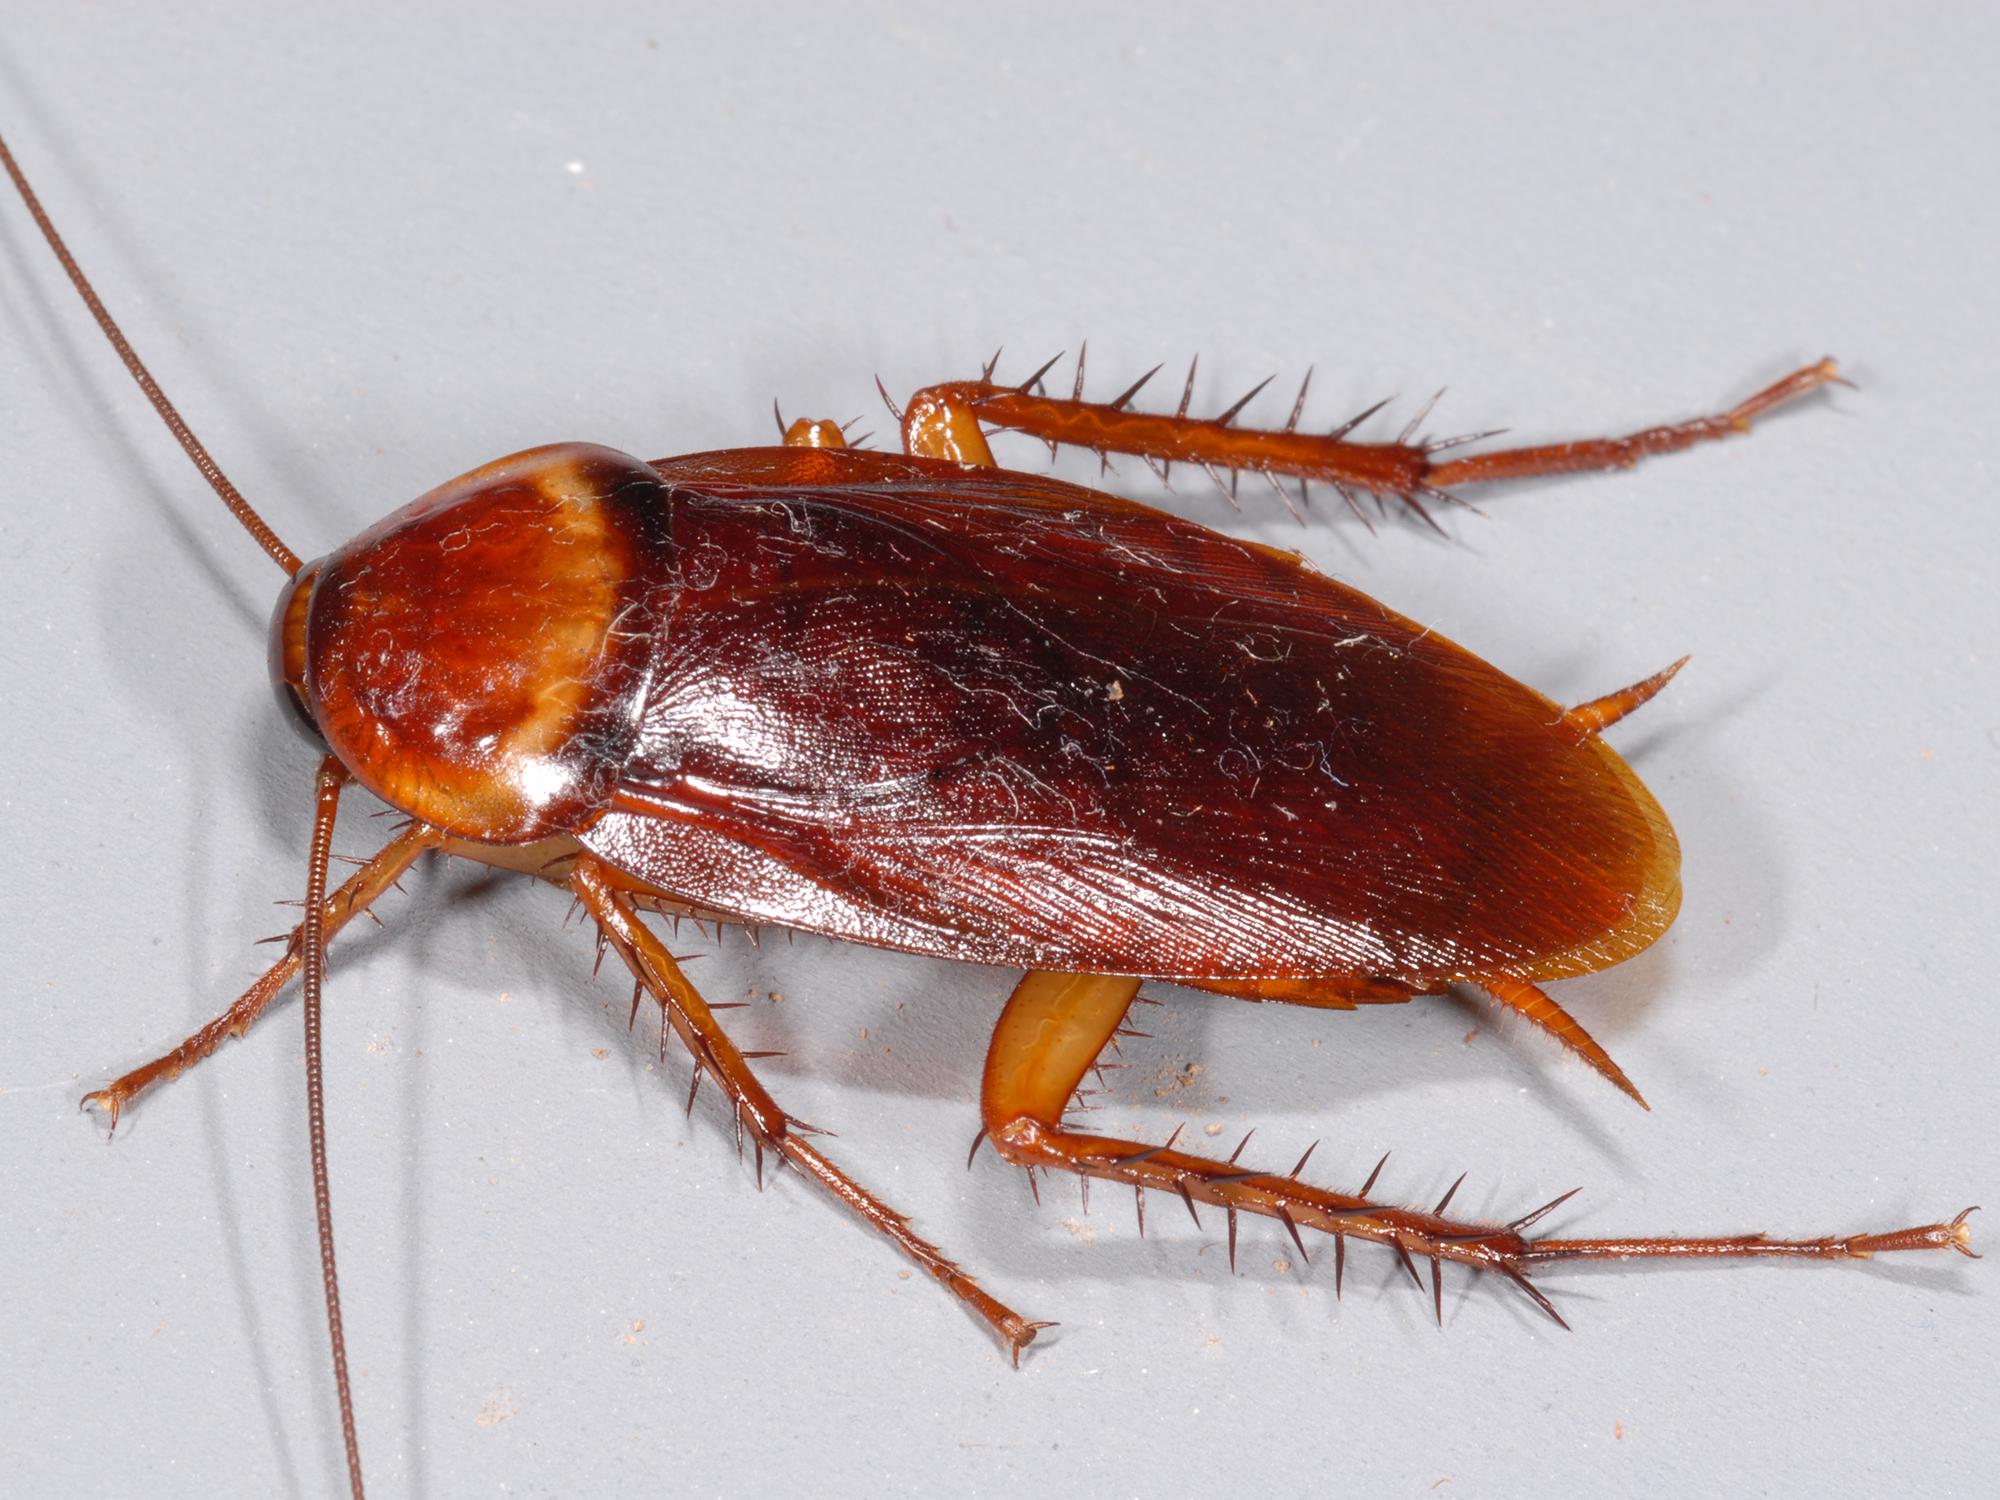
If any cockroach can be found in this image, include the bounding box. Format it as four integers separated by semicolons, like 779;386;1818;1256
4;131;1974;1500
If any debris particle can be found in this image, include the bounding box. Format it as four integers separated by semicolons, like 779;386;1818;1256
1204;1123;1223;1136
1615;1421;1625;1440
858;1027;869;1040
1151;1060;1204;1099
1273;1258;1292;1274
619;1319;646;1345
1463;1026;1482;1044
592;1048;609;1060
474;1388;517;1428
1060;1217;1097;1247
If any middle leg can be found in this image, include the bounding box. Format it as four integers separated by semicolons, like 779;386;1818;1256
570;856;1049;1360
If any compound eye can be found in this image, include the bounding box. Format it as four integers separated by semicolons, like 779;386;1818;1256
275;674;326;747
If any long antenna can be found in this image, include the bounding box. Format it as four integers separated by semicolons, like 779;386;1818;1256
5;125;357;1487
303;758;366;1500
0;130;302;575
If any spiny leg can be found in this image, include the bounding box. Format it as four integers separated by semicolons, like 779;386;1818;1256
1427;360;1846;487
978;971;1976;1326
890;354;1844;523
82;824;440;1126
569;857;1049;1361
779;413;850;449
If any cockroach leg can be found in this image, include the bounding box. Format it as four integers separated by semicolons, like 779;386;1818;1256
1426;359;1850;488
570;858;1050;1362
978;971;1972;1324
979;972;1539;1300
781;414;849;450
897;384;998;466
82;825;440;1127
1517;1204;1981;1269
894;357;1845;517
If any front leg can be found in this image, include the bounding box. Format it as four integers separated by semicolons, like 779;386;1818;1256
83;825;440;1125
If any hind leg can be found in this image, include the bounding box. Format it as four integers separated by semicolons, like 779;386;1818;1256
886;354;1843;526
978;971;1976;1326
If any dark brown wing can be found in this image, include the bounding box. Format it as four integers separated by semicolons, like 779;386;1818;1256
578;447;1678;984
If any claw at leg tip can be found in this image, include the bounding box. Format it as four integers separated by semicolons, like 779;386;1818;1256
1010;1320;1058;1367
1952;1206;1980;1258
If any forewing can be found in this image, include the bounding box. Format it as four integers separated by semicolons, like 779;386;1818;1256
580;449;1677;983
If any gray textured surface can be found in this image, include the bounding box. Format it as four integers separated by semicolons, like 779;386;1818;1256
2;5;1994;1497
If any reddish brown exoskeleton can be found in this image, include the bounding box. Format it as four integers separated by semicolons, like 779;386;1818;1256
3;133;1973;1500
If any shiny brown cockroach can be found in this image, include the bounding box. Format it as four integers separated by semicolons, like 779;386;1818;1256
3;132;1974;1500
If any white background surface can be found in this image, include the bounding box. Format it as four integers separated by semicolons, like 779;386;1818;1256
2;5;1994;1497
